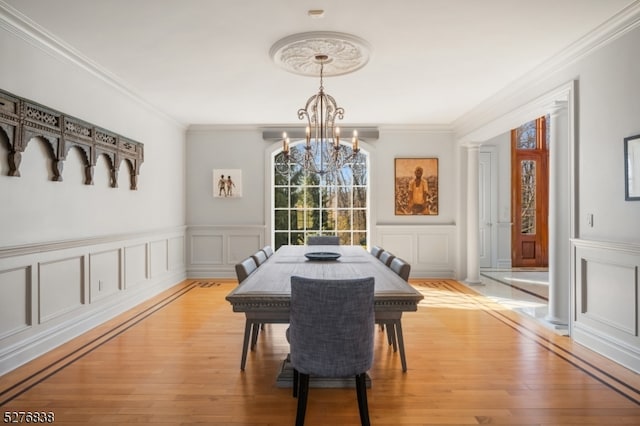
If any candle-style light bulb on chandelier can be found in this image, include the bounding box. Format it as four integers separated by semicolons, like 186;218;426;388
276;54;363;180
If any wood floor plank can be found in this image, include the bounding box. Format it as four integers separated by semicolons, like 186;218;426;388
1;279;640;425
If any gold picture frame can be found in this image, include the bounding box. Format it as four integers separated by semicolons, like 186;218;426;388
394;158;438;215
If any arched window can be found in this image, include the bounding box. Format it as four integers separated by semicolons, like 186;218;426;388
272;140;369;249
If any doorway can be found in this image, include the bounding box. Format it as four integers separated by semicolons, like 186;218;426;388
469;82;574;330
479;115;550;270
511;116;549;268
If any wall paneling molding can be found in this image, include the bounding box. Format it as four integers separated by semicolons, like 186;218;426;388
0;227;186;375
375;224;456;278
571;238;640;373
187;225;266;278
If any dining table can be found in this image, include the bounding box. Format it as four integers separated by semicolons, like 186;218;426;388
225;244;424;383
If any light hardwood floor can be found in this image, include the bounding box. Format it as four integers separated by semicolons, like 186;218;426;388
2;279;640;425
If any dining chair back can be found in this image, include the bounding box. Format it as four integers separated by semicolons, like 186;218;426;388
307;235;340;245
262;245;274;258
379;250;395;267
252;249;268;266
289;275;375;426
370;245;384;258
379;254;411;372
389;257;411;281
235;256;258;283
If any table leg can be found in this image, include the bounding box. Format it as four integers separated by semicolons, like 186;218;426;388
394;319;407;372
240;320;252;370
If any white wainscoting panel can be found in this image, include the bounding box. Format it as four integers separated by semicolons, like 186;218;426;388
376;225;456;278
168;236;185;272
572;239;640;373
150;240;168;279
417;233;451;265
0;266;31;339
124;243;148;289
228;234;262;265
89;249;121;303
0;227;186;375
39;256;84;323
187;225;265;278
190;234;223;265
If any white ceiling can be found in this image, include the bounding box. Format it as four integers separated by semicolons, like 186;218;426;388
2;0;636;127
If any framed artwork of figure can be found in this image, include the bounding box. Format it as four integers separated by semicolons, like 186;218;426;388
394;158;438;215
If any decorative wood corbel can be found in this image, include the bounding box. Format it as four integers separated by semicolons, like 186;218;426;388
0;88;144;188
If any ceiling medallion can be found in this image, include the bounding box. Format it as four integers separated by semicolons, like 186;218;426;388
269;31;371;77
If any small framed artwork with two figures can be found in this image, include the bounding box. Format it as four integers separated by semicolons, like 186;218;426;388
213;169;242;198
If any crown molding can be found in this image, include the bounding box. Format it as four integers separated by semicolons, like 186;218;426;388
187;123;453;137
376;124;454;134
187;124;267;133
453;0;640;140
0;1;185;129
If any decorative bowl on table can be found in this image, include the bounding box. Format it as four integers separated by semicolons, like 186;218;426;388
304;252;341;261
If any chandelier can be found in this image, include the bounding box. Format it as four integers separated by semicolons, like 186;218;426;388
275;54;363;180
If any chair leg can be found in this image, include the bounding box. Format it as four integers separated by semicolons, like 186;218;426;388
240;320;252;371
293;368;299;398
355;373;371;426
395;319;408;372
295;373;310;426
250;322;260;350
385;322;397;351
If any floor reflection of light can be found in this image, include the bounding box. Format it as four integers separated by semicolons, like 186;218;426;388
504;277;549;286
488;296;545;309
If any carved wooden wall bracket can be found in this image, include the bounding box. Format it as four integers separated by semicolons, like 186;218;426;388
0;89;144;189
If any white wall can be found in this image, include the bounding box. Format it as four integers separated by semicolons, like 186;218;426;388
0;29;186;245
372;129;456;225
186;127;265;226
0;14;187;373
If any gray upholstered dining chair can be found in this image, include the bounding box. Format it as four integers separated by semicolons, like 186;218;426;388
378;256;411;372
307;235;340;245
378;250;395;266
370;245;384;259
235;256;257;283
261;245;274;258
251;249;268;266
234;256;262;370
289;275;375;426
389;257;411;281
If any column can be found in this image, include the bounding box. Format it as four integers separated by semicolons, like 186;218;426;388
546;101;569;325
465;144;482;284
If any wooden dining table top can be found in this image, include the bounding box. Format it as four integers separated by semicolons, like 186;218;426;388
225;245;424;314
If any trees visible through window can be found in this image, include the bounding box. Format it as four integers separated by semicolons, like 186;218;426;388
272;141;368;249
